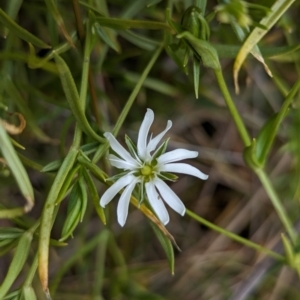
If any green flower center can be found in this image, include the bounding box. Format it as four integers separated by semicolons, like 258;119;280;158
140;165;152;176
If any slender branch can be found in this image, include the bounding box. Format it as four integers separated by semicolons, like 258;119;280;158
186;209;285;262
71;0;101;125
214;68;251;147
256;169;297;244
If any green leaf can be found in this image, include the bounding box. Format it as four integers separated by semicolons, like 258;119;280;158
0;239;16;248
0;239;19;257
152;139;169;161
0;225;36;299
177;31;221;70
60;184;82;241
243;139;262;169
193;58;200;99
181;5;210;40
56;164;81;204
3;289;21;300
95;16;170;31
125;134;138;159
78;175;88;222
150;222;175;274
165;45;188;74
254;112;286;165
77;156;106;182
0;123;34;216
158;172;178;182
41;158;63;173
3;0;23;37
0;8;50;49
93;22;121;53
166;8;184;33
119;30;159;51
44;0;75;47
0;227;24;240
22;286;37;300
82;168;106;224
213;43;300;59
233;0;296;93
54;53;105;143
124;72;180;96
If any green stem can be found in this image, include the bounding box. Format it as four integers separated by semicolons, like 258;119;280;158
214;68;251;147
214;67;297;243
49;230;110;295
92;44;164;163
186;209;285;262
256;169;297;244
112;44;164;136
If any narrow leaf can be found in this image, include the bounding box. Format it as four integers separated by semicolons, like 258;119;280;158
54;53;105;143
0;8;50;48
233;0;295;93
44;0;75;48
78;175;88;222
0;123;34;215
22;286;37;300
82;168;106;224
193;58;200;99
177;31;221;70
150;222;175;274
3;0;23;37
95;16;170;31
0;226;35;299
93;22;121;53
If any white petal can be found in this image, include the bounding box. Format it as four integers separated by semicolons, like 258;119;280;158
137;109;154;160
145;181;170;225
159;163;208;180
153;178;186;216
117;177;139;226
104;133;138;167
157;149;198;164
147;120;172;154
100;174;135;207
108;154;138;170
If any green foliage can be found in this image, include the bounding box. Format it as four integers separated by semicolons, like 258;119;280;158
1;0;300;299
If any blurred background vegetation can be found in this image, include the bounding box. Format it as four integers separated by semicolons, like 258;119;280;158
1;0;300;299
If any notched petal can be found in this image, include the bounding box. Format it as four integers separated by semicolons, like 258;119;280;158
137;108;154;160
147;120;172;154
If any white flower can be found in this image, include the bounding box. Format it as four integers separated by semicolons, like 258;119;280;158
100;108;208;226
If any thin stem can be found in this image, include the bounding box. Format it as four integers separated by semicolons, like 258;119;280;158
112;44;164;136
92;44;164;163
72;0;101;125
256;169;297;244
214;67;297;243
186;209;285;262
214;69;251;147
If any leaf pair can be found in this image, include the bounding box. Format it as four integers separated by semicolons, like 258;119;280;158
166;7;220;98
